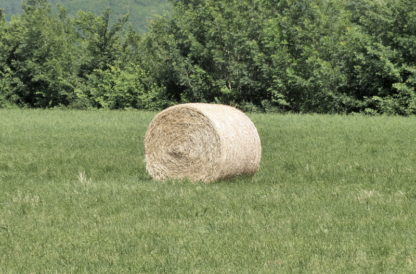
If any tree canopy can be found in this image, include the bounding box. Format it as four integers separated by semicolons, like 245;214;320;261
1;0;415;114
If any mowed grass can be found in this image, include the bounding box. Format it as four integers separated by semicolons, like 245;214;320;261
0;109;415;273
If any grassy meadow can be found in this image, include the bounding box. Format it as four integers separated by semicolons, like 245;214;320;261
0;109;416;273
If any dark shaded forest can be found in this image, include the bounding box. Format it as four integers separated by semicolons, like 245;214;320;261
1;0;415;114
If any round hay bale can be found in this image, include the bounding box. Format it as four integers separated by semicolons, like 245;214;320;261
144;103;261;182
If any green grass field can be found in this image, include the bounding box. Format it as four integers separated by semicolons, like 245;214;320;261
0;109;415;273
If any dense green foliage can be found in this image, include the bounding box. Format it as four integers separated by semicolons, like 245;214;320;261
0;0;170;32
1;0;416;114
1;110;416;272
0;0;165;109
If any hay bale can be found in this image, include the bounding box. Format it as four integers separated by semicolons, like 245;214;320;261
144;103;261;182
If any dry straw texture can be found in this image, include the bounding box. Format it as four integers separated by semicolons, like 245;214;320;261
144;103;261;182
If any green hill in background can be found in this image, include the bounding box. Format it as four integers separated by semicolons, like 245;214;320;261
0;0;170;32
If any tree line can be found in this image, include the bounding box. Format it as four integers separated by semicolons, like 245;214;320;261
1;0;416;114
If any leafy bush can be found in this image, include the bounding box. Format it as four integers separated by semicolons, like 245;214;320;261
78;64;167;110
